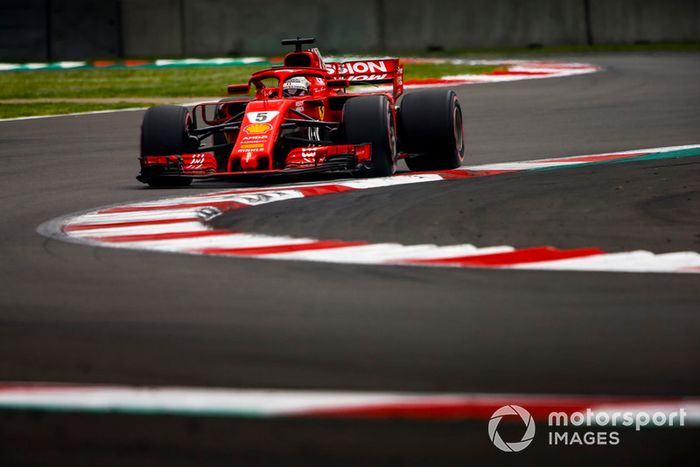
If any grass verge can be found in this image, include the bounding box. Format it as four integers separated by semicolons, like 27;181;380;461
0;63;500;99
0;63;500;118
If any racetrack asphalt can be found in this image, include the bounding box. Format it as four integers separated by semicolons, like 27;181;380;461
0;52;698;465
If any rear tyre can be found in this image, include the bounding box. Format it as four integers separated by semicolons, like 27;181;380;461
140;105;195;187
342;95;396;177
399;89;465;171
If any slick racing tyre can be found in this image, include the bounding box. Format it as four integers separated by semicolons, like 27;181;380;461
342;95;396;177
140;105;195;187
399;89;465;171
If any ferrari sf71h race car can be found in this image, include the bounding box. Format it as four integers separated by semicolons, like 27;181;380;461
137;37;465;187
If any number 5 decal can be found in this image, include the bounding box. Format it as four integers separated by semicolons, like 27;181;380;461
247;111;279;123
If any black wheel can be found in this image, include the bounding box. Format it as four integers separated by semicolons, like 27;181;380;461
140;105;195;187
141;105;197;156
342;95;396;177
399;89;465;171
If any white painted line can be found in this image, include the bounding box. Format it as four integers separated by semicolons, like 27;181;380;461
117;190;305;209
67;221;208;238
337;173;445;189
511;251;700;273
0;107;147;123
463;143;700;171
263;244;516;264
74;209;206;224
116;234;319;252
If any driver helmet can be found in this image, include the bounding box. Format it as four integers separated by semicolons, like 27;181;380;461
283;76;311;97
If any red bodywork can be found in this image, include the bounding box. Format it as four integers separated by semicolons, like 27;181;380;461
139;46;404;181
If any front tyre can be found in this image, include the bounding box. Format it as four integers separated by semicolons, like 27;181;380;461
342;95;396;177
140;105;195;187
399;89;465;171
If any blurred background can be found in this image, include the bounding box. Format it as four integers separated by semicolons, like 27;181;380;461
1;0;699;60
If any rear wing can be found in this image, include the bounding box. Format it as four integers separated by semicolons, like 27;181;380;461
325;59;404;99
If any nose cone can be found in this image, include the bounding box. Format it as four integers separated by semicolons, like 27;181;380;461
240;151;262;170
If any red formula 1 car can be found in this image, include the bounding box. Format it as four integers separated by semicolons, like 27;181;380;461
137;37;465;187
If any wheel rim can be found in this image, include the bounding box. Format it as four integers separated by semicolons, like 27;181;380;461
383;106;397;174
453;102;464;157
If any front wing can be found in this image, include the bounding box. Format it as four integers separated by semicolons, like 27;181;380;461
138;143;372;182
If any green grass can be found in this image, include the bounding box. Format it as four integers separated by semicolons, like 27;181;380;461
0;62;500;118
0;67;261;100
0;63;501;101
0;102;155;119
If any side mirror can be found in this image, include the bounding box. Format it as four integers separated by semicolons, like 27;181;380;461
194;103;229;126
227;83;250;95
